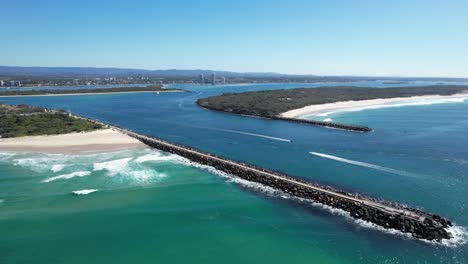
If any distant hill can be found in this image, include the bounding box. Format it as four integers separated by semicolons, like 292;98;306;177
0;66;290;78
0;66;466;81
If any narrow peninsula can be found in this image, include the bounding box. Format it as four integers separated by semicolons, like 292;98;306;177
0;85;184;97
197;85;468;132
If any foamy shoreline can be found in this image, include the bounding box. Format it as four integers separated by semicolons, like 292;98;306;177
0;129;145;154
280;93;468;118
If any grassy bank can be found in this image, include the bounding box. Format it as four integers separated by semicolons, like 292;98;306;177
0;104;103;138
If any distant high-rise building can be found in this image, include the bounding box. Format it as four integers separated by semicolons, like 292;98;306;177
198;74;204;84
221;77;226;84
211;72;216;85
8;80;21;87
0;80;4;87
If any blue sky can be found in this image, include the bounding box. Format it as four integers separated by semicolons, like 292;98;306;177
1;0;467;77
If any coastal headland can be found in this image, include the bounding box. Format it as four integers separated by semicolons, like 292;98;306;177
0;104;144;153
197;85;468;132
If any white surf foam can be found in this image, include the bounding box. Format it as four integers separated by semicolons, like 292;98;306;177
9;153;80;173
216;128;291;142
128;170;168;185
72;189;98;195
134;153;175;163
310;152;419;178
51;164;68;173
91;152;170;185
93;157;133;175
42;171;91;183
12;157;51;172
442;225;468;247
0;152;15;160
323;118;333;122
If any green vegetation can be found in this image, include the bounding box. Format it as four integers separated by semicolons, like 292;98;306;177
197;85;468;117
0;104;102;138
0;85;183;96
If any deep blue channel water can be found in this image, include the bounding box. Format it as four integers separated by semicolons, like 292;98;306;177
1;81;468;263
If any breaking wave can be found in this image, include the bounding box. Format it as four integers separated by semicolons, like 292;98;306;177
93;157;133;175
42;171;91;183
310;152;419;178
0;152;15;160
51;164;68;173
2;149;466;246
134;153;176;163
12;157;55;172
93;154;168;185
72;189;98;195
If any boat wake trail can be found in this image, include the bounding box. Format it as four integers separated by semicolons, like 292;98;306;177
215;128;291;142
309;152;419;178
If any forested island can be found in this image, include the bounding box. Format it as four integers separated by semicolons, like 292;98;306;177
0;104;103;138
0;85;183;96
197;85;468;131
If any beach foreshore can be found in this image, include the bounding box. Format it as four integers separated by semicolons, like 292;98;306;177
0;129;145;154
280;93;468;118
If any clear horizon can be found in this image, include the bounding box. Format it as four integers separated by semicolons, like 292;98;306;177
2;0;468;77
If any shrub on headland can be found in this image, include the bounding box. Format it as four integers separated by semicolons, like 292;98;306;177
0;104;102;138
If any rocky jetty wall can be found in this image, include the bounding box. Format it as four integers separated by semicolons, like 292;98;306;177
196;104;372;132
273;116;372;132
74;114;451;242
126;131;451;242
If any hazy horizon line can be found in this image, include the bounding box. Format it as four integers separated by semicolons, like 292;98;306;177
1;65;467;79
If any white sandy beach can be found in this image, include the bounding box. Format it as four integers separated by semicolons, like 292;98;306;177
280;93;468;118
0;129;145;154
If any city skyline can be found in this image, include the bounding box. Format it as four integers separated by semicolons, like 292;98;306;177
1;0;468;78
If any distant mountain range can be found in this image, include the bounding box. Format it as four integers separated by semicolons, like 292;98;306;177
0;66;466;81
0;66;292;78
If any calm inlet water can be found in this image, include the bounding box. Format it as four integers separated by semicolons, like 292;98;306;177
1;81;468;263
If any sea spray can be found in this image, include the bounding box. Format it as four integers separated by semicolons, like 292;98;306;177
42;171;91;183
93;157;133;175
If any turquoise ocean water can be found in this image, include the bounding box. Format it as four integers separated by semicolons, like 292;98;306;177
1;81;468;263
